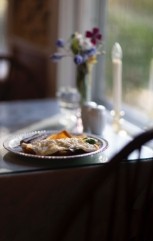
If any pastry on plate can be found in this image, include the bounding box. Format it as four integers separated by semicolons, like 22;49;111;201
20;130;100;156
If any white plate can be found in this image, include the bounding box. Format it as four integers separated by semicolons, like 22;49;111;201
3;130;108;160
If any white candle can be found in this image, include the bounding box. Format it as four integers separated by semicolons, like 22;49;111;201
148;53;153;115
112;43;123;115
149;58;153;91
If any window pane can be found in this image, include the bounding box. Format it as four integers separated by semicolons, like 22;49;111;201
105;0;153;127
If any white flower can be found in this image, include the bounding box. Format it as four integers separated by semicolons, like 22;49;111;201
81;38;94;50
75;33;94;50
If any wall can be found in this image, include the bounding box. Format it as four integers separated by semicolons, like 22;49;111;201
6;0;59;98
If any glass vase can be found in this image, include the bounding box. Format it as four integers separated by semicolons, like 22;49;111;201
76;63;92;105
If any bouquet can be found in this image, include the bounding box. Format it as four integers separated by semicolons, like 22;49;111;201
51;27;104;103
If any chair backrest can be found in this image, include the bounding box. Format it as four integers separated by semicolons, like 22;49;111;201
0;55;41;100
53;129;153;241
0;129;153;241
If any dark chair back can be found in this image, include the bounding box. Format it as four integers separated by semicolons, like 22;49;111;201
54;129;153;241
0;55;41;100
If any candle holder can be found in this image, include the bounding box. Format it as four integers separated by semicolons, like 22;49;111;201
110;110;125;133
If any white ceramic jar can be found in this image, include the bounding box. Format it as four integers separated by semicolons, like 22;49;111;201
81;102;106;136
81;101;97;133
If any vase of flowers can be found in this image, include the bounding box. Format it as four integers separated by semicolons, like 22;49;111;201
51;27;103;105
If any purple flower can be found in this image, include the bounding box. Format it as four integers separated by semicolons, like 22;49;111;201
50;53;64;62
74;55;84;65
56;39;65;48
85;47;96;56
86;27;102;45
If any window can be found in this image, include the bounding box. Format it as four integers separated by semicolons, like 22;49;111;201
58;0;153;130
103;0;153;128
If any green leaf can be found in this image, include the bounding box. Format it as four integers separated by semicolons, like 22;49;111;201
84;138;97;145
70;37;80;55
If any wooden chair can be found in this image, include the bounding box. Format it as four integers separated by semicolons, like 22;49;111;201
0;129;153;241
0;55;41;100
53;128;153;241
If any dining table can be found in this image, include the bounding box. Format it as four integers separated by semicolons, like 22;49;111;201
0;98;153;175
1;98;153;241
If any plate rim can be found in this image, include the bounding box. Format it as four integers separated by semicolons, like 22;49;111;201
3;130;108;160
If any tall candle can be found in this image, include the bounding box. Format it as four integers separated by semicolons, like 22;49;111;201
112;43;123;115
148;51;153;115
148;58;153;91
